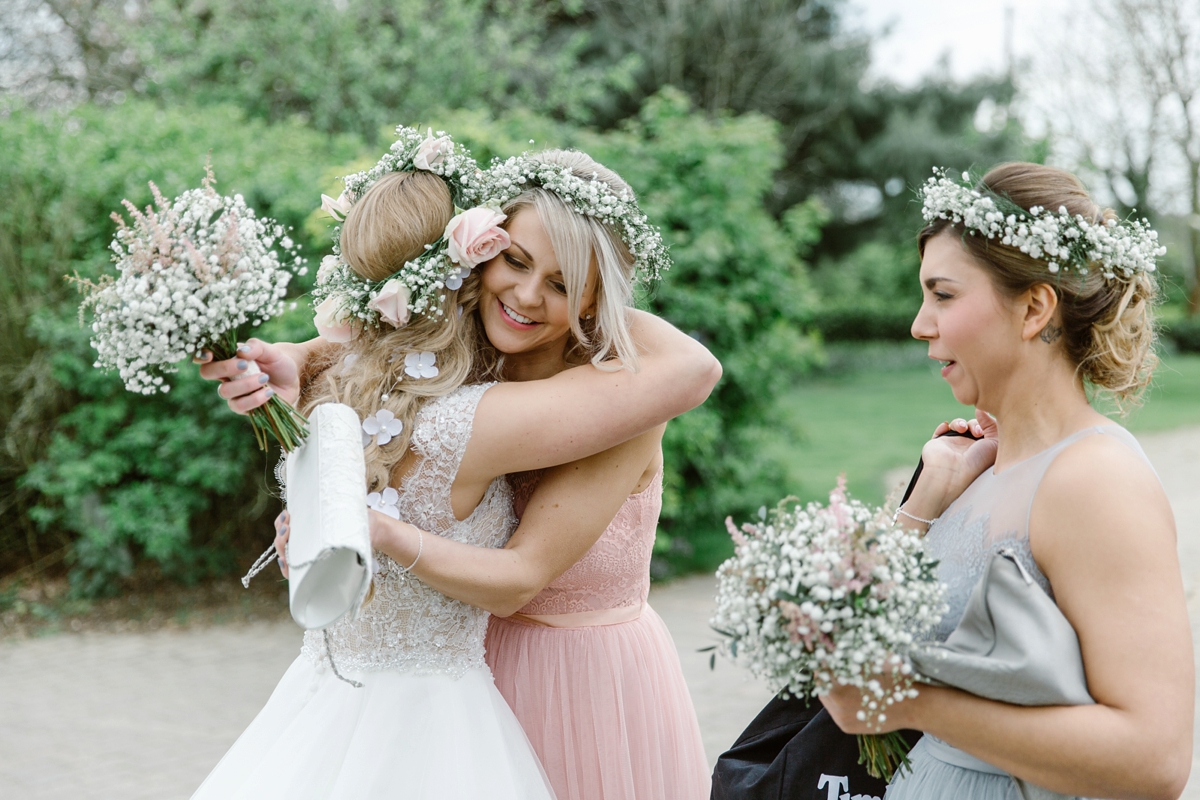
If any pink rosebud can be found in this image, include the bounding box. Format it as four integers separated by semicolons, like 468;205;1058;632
313;295;360;343
320;192;352;221
367;278;412;328
413;135;453;171
444;207;510;269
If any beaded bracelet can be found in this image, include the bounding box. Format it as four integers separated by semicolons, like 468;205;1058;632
893;506;937;527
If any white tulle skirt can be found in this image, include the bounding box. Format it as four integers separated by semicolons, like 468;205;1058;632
191;654;557;800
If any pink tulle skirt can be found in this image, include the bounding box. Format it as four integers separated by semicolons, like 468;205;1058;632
485;604;711;800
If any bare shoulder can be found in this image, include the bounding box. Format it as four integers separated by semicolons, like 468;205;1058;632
1032;428;1175;580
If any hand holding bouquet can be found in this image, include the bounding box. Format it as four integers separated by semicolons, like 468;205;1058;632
73;165;308;451
712;477;945;780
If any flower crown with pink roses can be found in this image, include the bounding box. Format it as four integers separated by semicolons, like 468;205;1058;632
309;126;509;342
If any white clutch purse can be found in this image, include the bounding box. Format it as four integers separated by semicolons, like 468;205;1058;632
282;403;372;630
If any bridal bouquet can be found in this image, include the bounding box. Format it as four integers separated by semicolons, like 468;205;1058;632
712;477;945;779
74;167;308;450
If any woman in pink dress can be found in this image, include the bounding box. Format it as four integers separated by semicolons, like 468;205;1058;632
250;147;712;798
351;150;713;800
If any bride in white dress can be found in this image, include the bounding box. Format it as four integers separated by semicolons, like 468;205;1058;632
192;146;720;799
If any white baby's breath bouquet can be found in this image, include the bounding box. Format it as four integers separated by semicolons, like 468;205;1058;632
712;477;945;780
73;165;307;450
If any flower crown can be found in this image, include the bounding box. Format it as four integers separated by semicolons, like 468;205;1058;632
482;154;671;283
310;127;507;341
920;168;1164;282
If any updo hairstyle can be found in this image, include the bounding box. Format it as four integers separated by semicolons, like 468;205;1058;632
918;162;1159;407
300;170;498;492
500;150;640;371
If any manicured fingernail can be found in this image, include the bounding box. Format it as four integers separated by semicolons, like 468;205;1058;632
200;351;212;362
264;387;275;398
237;360;248;370
237;343;251;354
280;525;288;535
258;374;270;384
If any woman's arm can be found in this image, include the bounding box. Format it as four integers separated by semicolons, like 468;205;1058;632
456;310;720;488
822;436;1192;799
368;427;666;616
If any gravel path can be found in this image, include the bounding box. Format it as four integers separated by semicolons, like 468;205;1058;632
1;426;1197;799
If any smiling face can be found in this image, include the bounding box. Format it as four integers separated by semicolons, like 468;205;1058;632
911;231;1026;409
477;206;597;376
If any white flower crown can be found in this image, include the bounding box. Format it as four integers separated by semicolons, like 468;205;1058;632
920;168;1164;282
310;127;504;340
483;154;671;283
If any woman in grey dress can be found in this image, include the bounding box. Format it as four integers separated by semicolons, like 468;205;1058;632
820;163;1193;799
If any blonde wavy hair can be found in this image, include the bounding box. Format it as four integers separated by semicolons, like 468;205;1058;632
299;171;499;492
918;162;1159;410
501;150;640;371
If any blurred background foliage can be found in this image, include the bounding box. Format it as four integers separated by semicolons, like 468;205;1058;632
1;0;1196;594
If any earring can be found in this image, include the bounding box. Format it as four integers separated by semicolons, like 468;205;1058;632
584;313;593;320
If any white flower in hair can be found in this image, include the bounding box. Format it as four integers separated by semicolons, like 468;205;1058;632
362;409;404;447
445;265;472;290
320;192;352;221
404;351;439;379
367;487;401;519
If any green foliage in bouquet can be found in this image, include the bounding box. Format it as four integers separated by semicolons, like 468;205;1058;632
0;100;362;594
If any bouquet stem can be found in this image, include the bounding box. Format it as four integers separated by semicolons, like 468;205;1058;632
857;732;913;782
210;333;307;452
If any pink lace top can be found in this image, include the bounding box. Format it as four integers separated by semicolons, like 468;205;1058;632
510;469;663;616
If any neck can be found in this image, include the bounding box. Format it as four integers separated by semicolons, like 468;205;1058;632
502;341;572;382
986;354;1111;469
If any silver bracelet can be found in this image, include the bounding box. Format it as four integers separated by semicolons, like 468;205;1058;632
403;529;423;572
893;506;937;527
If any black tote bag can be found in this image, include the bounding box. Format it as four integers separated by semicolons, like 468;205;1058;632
710;430;977;800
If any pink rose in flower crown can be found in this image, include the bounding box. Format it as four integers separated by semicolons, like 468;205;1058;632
413;135;453;171
320;192;352;221
444;207;511;269
313;295;360;343
367;278;412;328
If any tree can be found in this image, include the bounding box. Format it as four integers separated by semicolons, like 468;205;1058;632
1030;0;1200;313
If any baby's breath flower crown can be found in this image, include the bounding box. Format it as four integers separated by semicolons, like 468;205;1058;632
920;168;1165;282
483;154;671;284
311;126;489;331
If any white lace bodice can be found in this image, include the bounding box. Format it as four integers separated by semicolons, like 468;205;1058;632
301;383;514;678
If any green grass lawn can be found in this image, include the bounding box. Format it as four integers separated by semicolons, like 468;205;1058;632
769;348;1200;508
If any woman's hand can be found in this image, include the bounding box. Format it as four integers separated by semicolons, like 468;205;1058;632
819;676;925;735
274;510;290;578
196;338;301;413
903;411;999;522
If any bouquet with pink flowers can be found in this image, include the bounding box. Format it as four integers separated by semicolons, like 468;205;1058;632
711;477;946;779
73;166;308;450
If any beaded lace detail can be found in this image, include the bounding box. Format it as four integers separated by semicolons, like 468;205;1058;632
301;383;514;678
516;469;662;615
923;425;1150;642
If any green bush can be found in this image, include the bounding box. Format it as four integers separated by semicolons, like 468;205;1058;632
807;240;921;341
1164;314;1200;353
1;100;363;594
